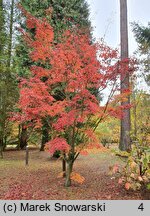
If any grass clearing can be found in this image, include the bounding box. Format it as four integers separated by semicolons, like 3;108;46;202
0;148;142;200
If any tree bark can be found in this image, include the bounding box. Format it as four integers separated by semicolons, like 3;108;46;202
119;0;131;151
0;0;4;51
62;157;66;177
0;0;15;152
0;138;3;158
19;125;27;149
65;161;73;187
40;120;49;151
7;0;14;70
133;93;137;138
0;0;4;157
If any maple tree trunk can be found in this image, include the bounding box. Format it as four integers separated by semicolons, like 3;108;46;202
65;161;73;187
119;0;131;151
19;125;27;149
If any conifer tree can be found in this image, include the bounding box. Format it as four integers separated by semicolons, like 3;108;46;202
0;0;5;156
132;22;150;85
0;0;18;153
15;0;92;150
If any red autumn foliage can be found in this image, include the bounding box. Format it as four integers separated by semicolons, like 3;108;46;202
45;137;69;155
13;8;136;148
12;7;136;186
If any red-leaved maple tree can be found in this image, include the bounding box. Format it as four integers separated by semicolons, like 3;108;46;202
14;6;136;187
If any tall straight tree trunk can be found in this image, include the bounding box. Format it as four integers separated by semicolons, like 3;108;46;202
0;0;15;152
0;0;5;155
133;92;137;138
119;0;131;151
0;138;3;158
7;0;14;70
0;0;4;51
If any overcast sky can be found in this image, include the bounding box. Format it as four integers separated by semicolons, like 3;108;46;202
86;0;150;100
86;0;150;55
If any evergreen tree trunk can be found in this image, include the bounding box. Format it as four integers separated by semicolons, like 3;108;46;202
0;0;4;51
133;93;137;138
0;0;5;156
119;0;131;151
0;0;15;152
17;124;21;149
7;0;14;70
40;120;49;151
65;161;73;187
0;138;3;158
5;0;15;103
19;125;27;149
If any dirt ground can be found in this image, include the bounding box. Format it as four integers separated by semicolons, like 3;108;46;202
0;149;144;200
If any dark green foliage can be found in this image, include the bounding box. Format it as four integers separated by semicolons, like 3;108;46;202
0;0;5;151
0;0;5;52
53;150;61;158
21;0;91;33
17;0;91;63
132;22;150;51
0;0;18;152
132;22;150;85
16;0;91;74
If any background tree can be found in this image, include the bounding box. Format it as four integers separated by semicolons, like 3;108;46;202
119;0;131;151
132;22;150;86
15;0;92;151
0;0;5;156
131;90;150;144
0;0;18;154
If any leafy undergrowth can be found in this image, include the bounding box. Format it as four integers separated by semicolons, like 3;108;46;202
0;149;142;200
